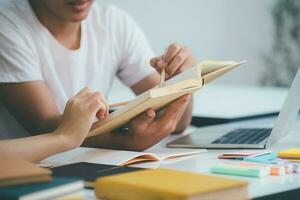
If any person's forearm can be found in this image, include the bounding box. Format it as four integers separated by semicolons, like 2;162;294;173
0;130;70;163
83;131;131;150
83;130;157;151
174;98;193;133
30;115;62;135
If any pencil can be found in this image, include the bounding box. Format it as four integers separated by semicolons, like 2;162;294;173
160;67;166;87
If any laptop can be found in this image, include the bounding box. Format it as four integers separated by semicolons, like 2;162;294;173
167;67;300;149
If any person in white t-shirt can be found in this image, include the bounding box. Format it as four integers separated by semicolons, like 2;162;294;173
0;0;195;151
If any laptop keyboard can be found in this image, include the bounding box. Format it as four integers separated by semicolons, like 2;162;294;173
212;128;272;144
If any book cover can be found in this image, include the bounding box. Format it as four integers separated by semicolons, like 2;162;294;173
0;177;83;200
0;159;52;187
95;168;248;200
51;162;144;188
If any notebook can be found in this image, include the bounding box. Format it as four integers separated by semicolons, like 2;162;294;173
51;162;143;188
0;177;83;200
88;60;245;137
41;147;206;166
95;168;249;200
0;159;52;187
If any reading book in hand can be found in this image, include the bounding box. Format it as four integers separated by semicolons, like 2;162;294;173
89;60;246;137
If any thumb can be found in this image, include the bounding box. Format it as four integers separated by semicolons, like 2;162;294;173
150;57;166;70
130;109;155;131
156;94;191;128
150;57;160;67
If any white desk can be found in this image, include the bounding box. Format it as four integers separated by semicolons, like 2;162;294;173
76;115;300;199
156;117;300;198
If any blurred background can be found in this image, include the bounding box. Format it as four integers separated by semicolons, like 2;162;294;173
97;0;300;98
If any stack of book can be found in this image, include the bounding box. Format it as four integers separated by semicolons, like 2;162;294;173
0;159;84;200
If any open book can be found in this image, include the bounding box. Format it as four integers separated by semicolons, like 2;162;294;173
89;60;245;137
41;147;206;166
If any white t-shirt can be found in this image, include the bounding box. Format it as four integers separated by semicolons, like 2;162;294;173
0;0;155;139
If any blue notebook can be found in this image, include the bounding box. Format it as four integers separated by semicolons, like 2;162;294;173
0;177;83;200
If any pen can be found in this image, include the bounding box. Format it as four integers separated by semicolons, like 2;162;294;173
159;56;167;88
160;67;166;87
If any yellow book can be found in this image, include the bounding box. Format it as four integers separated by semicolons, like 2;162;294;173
95;168;249;200
278;148;300;159
88;60;245;137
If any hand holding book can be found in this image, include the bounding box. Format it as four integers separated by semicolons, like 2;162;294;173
89;60;246;138
57;87;109;149
106;94;192;151
150;43;196;81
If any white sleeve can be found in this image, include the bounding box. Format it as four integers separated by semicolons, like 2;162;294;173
0;17;42;83
113;7;155;87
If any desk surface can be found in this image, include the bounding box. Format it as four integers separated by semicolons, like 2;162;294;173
76;116;300;199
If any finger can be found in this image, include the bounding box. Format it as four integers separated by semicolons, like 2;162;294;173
164;43;181;64
129;109;155;133
84;91;108;108
102;98;109;117
150;57;166;71
96;107;107;119
165;50;187;78
95;94;109;116
83;92;107;118
94;98;107;119
91;100;107;119
173;57;192;77
91;96;108;119
76;87;92;98
154;94;191;131
178;47;196;69
150;57;160;67
81;91;100;102
79;91;97;103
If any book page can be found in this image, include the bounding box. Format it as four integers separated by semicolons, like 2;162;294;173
202;61;246;84
41;147;154;166
144;148;206;160
40;147;206;167
164;63;202;86
200;60;237;76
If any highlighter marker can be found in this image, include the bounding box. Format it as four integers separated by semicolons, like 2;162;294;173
210;164;269;178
